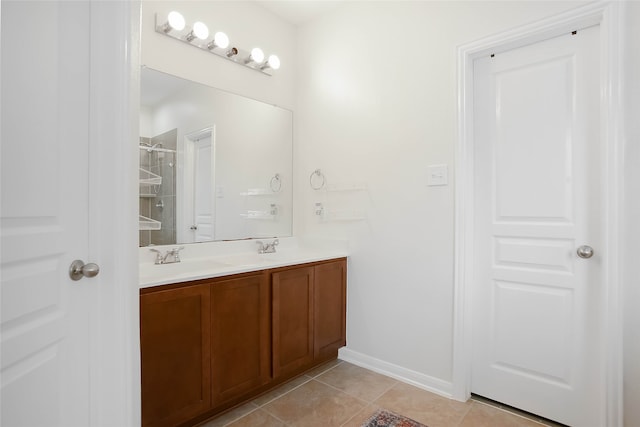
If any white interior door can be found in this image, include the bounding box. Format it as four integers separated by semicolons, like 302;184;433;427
471;26;603;426
193;131;215;242
1;2;96;425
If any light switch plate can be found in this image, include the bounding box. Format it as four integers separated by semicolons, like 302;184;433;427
427;164;448;186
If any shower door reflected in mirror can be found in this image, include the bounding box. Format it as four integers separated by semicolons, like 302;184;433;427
139;67;293;247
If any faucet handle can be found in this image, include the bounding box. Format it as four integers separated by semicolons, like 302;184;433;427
169;246;185;262
149;248;163;264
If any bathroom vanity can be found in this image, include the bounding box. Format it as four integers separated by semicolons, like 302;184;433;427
139;243;347;427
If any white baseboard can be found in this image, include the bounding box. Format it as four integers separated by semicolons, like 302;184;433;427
338;347;455;399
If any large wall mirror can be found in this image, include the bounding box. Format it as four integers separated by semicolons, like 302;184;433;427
139;67;293;247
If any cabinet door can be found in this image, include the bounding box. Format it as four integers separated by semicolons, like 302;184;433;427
211;274;270;405
314;260;347;359
140;284;211;427
272;266;314;378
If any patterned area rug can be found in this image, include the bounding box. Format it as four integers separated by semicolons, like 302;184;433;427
361;409;428;427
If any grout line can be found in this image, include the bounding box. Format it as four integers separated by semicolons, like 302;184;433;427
307;359;344;378
259;402;296;426
368;379;400;404
312;363;399;405
253;376;312;408
311;377;370;406
312;374;397;406
258;408;290;426
339;404;371;427
232;361;346;424
211;403;259;427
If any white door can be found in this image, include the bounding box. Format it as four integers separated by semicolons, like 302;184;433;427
193;131;216;242
471;26;603;426
1;2;96;425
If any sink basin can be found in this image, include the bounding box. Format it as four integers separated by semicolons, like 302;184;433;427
140;259;233;281
216;253;275;266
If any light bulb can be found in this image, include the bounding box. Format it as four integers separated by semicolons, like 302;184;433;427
267;54;281;70
214;32;229;49
208;31;229;50
192;21;209;40
249;47;264;63
166;11;185;32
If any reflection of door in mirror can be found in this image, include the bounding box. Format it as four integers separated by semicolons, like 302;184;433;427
139;129;177;247
185;127;215;243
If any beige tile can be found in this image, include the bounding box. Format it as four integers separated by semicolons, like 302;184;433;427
374;382;472;427
316;362;398;402
304;358;343;378
459;402;546;427
252;374;312;407
262;379;366;427
340;404;383;427
197;403;259;427
226;409;286;427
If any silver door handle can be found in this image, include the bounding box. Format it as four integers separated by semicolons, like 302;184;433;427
69;259;100;281
577;245;594;259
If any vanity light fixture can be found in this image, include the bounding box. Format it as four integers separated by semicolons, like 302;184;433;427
155;12;280;76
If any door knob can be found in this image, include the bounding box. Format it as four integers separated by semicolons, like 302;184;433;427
576;245;594;259
69;259;100;281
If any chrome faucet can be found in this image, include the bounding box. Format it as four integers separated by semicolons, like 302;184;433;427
149;246;184;264
256;239;279;254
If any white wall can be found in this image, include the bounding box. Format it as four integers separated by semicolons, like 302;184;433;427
141;1;296;110
623;2;640;426
295;0;590;389
139;105;152;138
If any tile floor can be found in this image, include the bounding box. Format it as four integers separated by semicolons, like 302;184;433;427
198;359;560;427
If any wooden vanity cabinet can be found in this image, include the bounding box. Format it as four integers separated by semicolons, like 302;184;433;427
140;283;211;427
140;258;347;427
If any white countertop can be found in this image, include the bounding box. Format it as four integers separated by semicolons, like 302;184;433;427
139;237;348;289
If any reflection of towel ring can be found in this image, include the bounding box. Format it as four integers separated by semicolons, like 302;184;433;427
270;173;282;193
309;169;325;190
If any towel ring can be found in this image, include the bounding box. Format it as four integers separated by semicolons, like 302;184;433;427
309;169;326;190
270;173;282;193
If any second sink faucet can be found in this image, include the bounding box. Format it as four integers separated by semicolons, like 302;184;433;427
256;239;279;254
